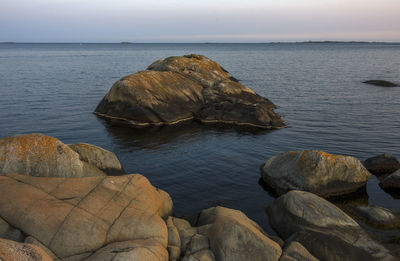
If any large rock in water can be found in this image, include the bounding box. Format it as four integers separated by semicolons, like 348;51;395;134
261;150;371;197
267;190;396;261
0;173;173;259
94;54;285;129
0;134;124;177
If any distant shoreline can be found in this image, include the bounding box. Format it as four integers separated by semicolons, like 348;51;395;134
1;41;400;45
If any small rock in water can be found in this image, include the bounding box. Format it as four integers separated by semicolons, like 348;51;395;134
363;153;400;176
261;150;371;197
363;80;399;87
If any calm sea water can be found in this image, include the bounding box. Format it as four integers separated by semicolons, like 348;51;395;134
1;43;400;235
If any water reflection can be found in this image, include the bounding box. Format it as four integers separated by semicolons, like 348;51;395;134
99;117;272;150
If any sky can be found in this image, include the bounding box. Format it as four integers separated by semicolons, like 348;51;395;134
0;0;399;43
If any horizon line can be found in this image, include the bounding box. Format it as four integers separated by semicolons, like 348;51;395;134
2;40;400;44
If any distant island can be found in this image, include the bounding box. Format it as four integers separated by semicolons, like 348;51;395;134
120;41;133;44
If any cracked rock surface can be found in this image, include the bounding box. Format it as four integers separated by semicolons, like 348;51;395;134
0;173;173;259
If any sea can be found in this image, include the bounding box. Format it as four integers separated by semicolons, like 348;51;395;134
1;42;399;235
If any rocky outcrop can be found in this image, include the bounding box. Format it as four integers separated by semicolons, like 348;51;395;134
363;80;399;87
268;190;396;261
380;169;400;190
181;206;282;261
261;150;371;197
68;143;125;175
363;154;400;176
94;54;285;129
0;173;173;259
0;238;54;261
0;134;114;177
354;205;400;229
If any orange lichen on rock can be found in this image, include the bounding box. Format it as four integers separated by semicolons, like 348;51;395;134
0;134;105;177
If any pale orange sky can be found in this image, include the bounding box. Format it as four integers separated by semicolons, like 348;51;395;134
1;0;399;42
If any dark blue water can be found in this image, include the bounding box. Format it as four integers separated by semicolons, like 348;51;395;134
1;43;400;235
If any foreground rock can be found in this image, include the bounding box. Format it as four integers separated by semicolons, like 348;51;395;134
354;205;400;229
363;80;400;87
261;150;371;197
95;54;285;129
363;153;400;176
380;169;400;190
0;133;124;177
268;190;396;261
0;238;53;261
176;206;282;261
0;173;172;259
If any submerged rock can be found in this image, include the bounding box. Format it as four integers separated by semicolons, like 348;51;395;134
0;134;121;177
0;173;172;259
268;190;396;261
363;80;399;87
0;238;53;261
95;54;285;129
380;169;400;190
354;205;400;229
363;153;400;176
261;150;371;197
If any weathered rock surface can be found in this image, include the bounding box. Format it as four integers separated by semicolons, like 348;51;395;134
363;153;400;176
380;169;400;189
261;150;371;197
166;217;181;260
268;190;396;261
0;238;54;261
0;173;173;259
363;80;400;87
0;134;107;177
186;206;282;261
280;241;319;261
354;205;400;228
0;216;24;242
68;143;125;175
95;54;285;129
83;240;168;261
